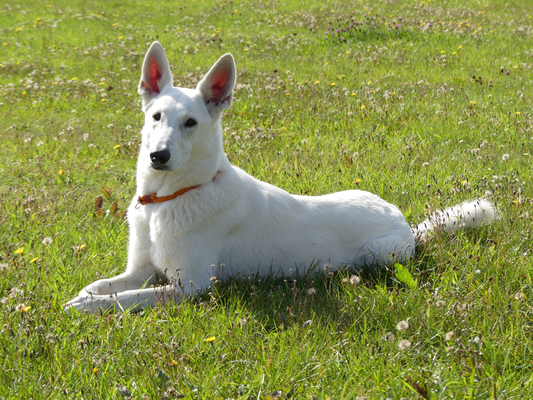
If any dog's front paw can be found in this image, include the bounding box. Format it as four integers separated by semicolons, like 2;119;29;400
77;279;111;297
63;295;89;314
63;294;115;315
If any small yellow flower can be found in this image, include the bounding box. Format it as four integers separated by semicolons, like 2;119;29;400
471;101;476;105
451;98;454;102
354;178;362;184
101;99;106;102
171;360;179;365
30;257;39;263
452;51;457;55
14;247;24;255
99;82;105;85
361;105;366;110
93;367;98;374
204;336;216;342
515;111;521;115
59;169;64;175
314;80;319;85
458;45;462;49
440;50;445;54
114;144;121;149
71;77;77;81
346;51;350;55
331;83;335;86
16;304;31;312
367;81;372;85
118;36;123;39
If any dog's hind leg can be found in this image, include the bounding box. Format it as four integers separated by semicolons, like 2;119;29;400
354;231;416;267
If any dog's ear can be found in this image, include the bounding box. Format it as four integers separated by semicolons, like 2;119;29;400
138;42;173;107
196;54;236;118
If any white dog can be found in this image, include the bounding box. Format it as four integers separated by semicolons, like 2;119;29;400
64;42;496;314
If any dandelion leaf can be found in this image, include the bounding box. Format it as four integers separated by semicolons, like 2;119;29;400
394;263;417;290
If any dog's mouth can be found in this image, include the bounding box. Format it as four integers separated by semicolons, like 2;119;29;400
151;164;171;171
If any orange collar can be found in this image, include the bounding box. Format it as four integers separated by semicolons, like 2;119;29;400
138;173;218;206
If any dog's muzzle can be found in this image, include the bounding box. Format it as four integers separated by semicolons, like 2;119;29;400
150;149;171;170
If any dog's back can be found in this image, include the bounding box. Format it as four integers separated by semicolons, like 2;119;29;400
212;167;415;275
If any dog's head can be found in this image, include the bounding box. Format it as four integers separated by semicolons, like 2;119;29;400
137;42;235;172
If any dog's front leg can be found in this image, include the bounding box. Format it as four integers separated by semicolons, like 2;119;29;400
65;214;160;303
64;275;211;314
75;267;159;298
63;284;174;314
63;268;159;314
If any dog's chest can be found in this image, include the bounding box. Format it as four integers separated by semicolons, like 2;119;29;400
131;195;218;242
133;205;182;243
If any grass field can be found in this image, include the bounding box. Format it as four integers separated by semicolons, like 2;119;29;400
1;0;533;398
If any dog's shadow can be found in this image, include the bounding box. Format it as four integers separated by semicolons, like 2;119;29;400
190;260;426;333
189;229;494;332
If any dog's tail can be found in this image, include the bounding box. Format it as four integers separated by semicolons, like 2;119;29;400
413;198;497;242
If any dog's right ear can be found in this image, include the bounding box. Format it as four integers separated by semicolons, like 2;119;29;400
138;42;173;108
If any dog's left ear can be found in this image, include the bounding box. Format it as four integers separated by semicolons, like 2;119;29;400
138;41;173;108
196;54;236;118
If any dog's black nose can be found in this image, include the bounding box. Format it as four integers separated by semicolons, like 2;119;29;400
150;150;171;165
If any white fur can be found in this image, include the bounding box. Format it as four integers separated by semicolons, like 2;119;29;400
64;42;496;314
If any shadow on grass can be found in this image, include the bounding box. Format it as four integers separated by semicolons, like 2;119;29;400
197;226;499;331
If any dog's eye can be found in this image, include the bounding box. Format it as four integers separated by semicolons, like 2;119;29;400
184;118;197;128
153;112;161;121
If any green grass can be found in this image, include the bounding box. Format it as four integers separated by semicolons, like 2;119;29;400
1;0;533;398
